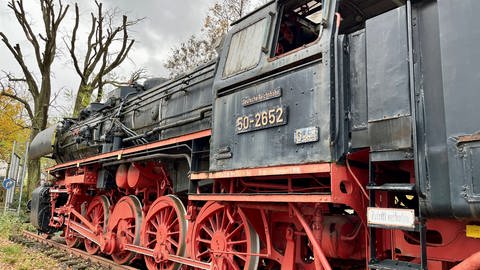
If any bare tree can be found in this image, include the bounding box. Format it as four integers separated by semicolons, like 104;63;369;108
0;0;69;195
68;1;143;116
164;35;213;77
165;0;251;78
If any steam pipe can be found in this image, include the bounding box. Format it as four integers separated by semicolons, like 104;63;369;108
122;107;211;143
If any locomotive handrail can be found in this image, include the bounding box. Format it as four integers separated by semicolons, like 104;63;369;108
103;152;192;168
122;107;212;143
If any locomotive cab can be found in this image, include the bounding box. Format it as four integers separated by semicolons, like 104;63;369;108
211;0;336;172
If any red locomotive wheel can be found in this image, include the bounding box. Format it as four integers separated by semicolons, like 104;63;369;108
84;195;110;255
108;195;143;265
65;213;83;248
140;195;187;270
191;202;260;270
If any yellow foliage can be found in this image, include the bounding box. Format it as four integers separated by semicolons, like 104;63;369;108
0;92;30;162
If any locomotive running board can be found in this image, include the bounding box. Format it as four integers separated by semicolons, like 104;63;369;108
189;193;332;203
190;163;331;179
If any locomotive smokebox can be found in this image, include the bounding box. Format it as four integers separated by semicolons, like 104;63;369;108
29;125;57;160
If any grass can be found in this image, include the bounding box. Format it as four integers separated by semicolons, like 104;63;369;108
0;237;60;270
0;244;22;264
0;212;60;270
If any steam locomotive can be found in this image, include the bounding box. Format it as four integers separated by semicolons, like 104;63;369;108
29;0;480;269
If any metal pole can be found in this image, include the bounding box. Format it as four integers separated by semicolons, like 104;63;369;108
17;142;29;215
4;141;16;214
9;154;19;207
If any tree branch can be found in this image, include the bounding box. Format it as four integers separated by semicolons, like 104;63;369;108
0;32;40;98
66;3;85;82
0;90;34;121
9;0;43;69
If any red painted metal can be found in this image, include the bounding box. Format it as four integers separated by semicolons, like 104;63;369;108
189;193;332;203
70;208;98;233
106;195;143;265
65;166;98;185
127;164;153;189
140;195;187;270
319;216;364;259
289;203;332;270
124;244;212;269
190;163;331;180
452;251;480;270
84;196;110;255
126;162;170;191
69;219;98;246
65;213;83;248
116;164;129;189
392;219;480;267
190;202;260;270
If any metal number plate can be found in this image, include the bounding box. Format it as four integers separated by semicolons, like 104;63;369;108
367;207;415;229
294;127;319;144
235;105;288;134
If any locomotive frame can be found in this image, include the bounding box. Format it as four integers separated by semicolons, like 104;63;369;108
29;0;480;269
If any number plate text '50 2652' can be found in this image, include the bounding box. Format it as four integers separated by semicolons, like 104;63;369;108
236;106;288;134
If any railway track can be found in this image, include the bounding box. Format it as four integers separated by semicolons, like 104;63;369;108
10;230;140;270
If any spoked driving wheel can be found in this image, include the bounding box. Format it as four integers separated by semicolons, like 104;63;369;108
108;195;143;265
191;202;260;270
84;195;110;255
141;195;187;270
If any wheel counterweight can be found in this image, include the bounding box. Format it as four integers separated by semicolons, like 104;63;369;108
107;195;143;265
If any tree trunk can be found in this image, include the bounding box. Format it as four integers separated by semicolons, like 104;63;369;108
26;80;50;198
26;156;40;196
73;83;93;116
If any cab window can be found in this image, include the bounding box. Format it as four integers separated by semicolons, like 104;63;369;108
274;0;323;56
223;18;268;78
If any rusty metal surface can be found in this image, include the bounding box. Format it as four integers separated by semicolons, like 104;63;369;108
22;230;138;270
457;133;480;144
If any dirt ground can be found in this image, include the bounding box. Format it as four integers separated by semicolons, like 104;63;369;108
0;237;60;270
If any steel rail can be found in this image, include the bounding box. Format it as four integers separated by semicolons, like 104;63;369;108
21;230;137;270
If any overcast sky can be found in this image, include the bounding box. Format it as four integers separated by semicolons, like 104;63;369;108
0;0;264;116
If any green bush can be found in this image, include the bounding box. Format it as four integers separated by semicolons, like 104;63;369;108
0;212;35;238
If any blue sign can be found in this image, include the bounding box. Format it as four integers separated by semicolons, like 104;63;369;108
2;178;15;190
